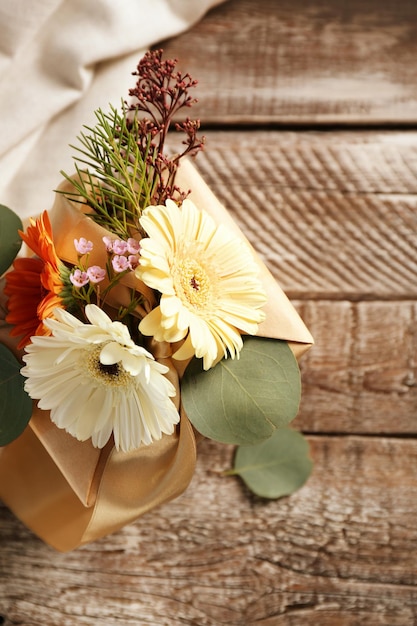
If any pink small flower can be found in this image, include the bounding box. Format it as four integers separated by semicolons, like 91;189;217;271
113;239;128;255
87;265;106;284
127;238;140;254
74;237;93;255
112;255;129;273
127;255;139;270
102;236;114;252
70;269;89;287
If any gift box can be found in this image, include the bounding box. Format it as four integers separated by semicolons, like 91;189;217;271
0;160;312;551
0;51;313;551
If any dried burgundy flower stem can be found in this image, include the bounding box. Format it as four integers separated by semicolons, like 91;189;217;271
127;49;205;205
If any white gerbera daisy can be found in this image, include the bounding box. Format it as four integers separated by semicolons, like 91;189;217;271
21;305;179;451
136;199;267;370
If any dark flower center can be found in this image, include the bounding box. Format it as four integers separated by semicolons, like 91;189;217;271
190;276;200;291
98;362;120;377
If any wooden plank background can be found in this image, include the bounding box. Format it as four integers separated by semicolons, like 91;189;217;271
179;0;417;125
1;0;417;624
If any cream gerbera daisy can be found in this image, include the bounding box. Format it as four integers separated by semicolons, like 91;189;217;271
21;305;179;451
136;199;267;370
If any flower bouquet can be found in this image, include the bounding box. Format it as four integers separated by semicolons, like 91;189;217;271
0;50;313;551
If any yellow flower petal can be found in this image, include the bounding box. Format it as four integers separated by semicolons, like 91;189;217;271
136;200;267;370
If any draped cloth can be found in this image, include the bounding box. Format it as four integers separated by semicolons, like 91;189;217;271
0;0;225;221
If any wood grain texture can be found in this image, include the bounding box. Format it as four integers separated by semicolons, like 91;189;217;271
187;130;417;433
189;130;417;300
1;436;417;625
294;300;417;433
2;0;417;624
160;0;417;124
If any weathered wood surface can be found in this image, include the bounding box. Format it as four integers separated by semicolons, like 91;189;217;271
295;300;417;434
195;130;417;301
2;0;417;624
2;436;417;625
164;0;417;125
196;131;417;435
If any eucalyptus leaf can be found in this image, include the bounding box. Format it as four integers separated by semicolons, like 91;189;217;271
181;337;301;445
0;205;23;276
232;427;313;499
0;344;32;446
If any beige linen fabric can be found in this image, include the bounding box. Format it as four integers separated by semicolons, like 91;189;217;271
0;0;225;221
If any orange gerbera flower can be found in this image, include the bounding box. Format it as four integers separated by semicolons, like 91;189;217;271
5;211;64;348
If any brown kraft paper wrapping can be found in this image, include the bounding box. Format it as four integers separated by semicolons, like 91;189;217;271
0;160;313;551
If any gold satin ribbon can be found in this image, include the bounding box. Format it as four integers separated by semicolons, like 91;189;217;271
0;160;313;551
0;410;196;551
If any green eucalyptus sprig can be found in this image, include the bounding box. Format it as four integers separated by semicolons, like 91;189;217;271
182;337;313;498
0;205;32;446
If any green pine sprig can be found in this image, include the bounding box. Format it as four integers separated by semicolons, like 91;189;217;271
60;102;156;239
59;51;204;238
